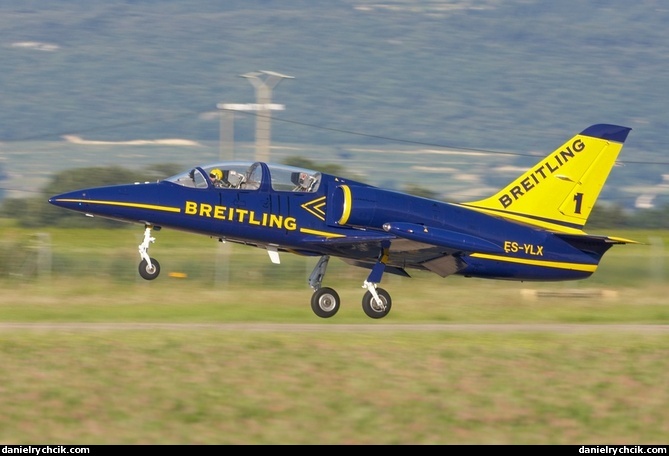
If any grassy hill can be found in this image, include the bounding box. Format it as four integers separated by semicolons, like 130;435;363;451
0;1;666;150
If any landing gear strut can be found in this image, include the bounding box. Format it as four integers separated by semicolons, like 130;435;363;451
306;251;393;319
361;283;391;319
138;225;160;280
308;256;340;318
360;255;391;318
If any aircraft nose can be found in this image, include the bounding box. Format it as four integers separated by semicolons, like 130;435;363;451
48;190;89;210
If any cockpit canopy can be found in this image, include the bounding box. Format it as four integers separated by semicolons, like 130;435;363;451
165;161;322;193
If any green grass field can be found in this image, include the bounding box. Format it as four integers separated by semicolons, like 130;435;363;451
1;223;668;444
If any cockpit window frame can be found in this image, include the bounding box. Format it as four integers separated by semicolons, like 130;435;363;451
165;161;321;193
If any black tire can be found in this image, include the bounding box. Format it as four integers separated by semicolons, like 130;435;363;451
362;288;391;319
310;287;340;318
138;258;161;280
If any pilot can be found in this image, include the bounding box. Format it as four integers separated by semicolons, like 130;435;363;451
209;169;224;188
293;172;316;191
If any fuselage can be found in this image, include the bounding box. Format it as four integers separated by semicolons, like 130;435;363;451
49;161;604;282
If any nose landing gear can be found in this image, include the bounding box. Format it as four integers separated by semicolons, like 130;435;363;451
138;225;161;280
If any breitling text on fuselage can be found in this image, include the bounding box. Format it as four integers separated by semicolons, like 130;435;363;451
184;201;297;230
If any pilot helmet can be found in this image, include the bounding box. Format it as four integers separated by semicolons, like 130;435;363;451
210;169;223;180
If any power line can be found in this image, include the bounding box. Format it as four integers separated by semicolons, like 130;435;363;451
6;107;669;166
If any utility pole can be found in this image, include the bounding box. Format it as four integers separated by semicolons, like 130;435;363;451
240;70;294;162
213;71;292;286
218;108;234;161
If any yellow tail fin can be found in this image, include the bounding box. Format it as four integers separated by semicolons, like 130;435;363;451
461;124;631;234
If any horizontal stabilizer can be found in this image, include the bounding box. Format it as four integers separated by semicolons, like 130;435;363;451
554;233;640;258
556;233;640;245
604;235;641;245
383;222;502;254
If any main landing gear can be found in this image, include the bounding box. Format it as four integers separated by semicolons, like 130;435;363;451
308;255;393;319
138;225;161;280
133;225;391;319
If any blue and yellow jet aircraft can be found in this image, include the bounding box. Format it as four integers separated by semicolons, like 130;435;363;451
49;124;636;319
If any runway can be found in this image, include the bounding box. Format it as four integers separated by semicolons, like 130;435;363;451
0;322;668;333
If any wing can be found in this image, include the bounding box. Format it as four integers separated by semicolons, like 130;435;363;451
299;223;484;278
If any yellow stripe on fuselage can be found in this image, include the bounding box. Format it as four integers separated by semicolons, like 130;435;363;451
53;199;182;213
299;227;346;238
470;253;597;272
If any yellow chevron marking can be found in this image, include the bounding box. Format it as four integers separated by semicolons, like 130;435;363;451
301;196;327;220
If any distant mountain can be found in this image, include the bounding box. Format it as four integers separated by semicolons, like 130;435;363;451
0;0;666;156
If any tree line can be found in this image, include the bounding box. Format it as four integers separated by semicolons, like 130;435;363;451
1;162;668;230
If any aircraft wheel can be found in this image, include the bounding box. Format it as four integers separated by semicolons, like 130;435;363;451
138;258;161;280
311;287;340;318
362;288;392;319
